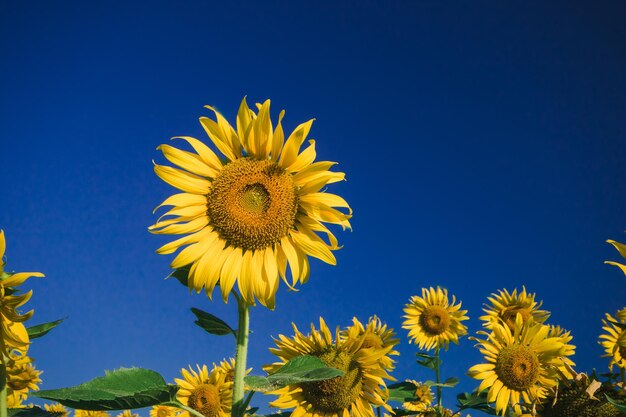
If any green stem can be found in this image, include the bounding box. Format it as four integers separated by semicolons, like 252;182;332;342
164;402;205;417
232;293;250;417
0;362;6;417
435;346;442;416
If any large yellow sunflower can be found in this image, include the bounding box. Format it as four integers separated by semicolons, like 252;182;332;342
175;364;232;417
403;287;469;351
0;230;43;357
468;315;573;416
480;287;550;331
599;307;626;371
265;317;395;417
149;98;352;309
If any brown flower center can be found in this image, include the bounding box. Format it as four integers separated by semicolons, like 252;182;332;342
495;345;540;391
188;384;221;417
207;158;298;251
419;305;451;336
300;349;362;413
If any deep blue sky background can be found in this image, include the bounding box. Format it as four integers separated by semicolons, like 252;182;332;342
1;1;625;416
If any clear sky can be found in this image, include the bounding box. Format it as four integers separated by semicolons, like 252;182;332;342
1;1;625;416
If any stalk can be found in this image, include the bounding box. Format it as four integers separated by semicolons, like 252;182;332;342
435;346;442;416
0;360;6;417
232;293;250;417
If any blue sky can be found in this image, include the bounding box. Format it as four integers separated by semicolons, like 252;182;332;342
1;1;625;416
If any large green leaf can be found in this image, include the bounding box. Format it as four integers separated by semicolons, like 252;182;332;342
244;355;343;392
27;318;65;340
33;368;178;410
191;308;236;337
425;377;459;388
387;381;419;402
8;407;63;417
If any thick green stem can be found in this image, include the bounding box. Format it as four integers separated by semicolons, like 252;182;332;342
232;294;250;417
435;347;442;416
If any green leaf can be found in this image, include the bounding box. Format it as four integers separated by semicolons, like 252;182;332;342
387;381;419;402
33;367;178;410
8;407;64;417
244;355;344;392
168;266;190;287
191;308;236;337
457;392;498;415
605;395;626;413
424;377;459;388
415;353;441;370
27;318;66;340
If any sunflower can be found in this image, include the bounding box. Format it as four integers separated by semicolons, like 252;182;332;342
605;238;626;276
599;307;626;371
265;317;395;417
403;287;469;351
547;325;576;378
480;287;550;331
468;315;573;416
342;316;399;372
401;380;433;412
44;404;71;417
150;406;180;417
175;364;232;417
150;98;352;309
7;391;26;408
116;411;139;417
74;411;109;417
6;353;42;396
0;230;43;356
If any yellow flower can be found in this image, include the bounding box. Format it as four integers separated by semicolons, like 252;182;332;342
401;380;433;412
403;287;469;351
547;325;576;378
44;404;70;417
175;364;232;417
74;411;109;417
599;307;626;371
342;315;399;372
0;230;44;356
150;98;352;309
150;405;179;417
468;315;573;416
480;287;550;331
605;238;626;276
7;391;26;408
6;353;42;396
265;317;395;417
116;411;139;417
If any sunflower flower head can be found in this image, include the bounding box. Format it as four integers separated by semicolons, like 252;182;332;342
403;287;469;351
480;287;550;331
469;314;574;416
265;317;395;417
6;353;41;395
401;380;433;412
74;411;110;417
599;307;626;371
116;411;139;417
342;315;399;372
0;231;44;357
44;404;70;417
150;405;180;417
150;99;352;309
175;364;232;417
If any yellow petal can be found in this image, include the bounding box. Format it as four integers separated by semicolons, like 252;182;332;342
278;119;314;168
607;239;626;259
220;247;243;301
270;110;286;160
287;140;316;173
291;230;336;265
605;261;626;276
154;164;210;195
153;193;207;214
2;272;44;288
171;136;223;173
157;144;216;178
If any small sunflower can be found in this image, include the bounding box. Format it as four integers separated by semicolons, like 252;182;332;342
342;316;399;372
150;98;352;309
265;317;396;417
175;364;232;417
6;353;42;396
403;287;469;351
116;411;139;417
599;307;626;371
44;404;70;417
74;411;110;417
401;380;433;412
7;391;26;408
468;315;573;416
0;230;44;356
605;238;626;276
480;287;550;331
150;405;179;417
